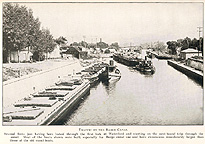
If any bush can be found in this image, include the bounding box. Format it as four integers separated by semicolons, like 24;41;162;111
32;51;45;61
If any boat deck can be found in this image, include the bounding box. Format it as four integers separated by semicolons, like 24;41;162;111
3;80;90;126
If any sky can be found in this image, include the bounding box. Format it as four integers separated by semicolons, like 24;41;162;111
21;2;203;46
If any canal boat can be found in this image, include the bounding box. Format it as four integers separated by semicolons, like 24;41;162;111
134;59;155;74
109;67;121;81
147;51;172;60
155;54;172;60
113;52;141;66
80;62;109;84
108;60;121;81
3;76;90;126
81;72;99;86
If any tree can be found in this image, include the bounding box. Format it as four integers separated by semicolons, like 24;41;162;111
70;42;79;46
110;42;120;50
97;41;109;49
190;38;198;49
88;43;96;48
79;41;88;48
198;37;203;56
167;41;177;55
32;28;56;61
181;37;191;50
3;3;56;62
55;36;67;45
176;39;183;47
153;41;167;53
3;3;19;62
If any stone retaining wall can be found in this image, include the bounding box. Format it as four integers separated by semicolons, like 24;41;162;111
186;58;203;72
167;60;203;86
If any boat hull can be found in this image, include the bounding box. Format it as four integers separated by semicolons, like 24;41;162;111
3;81;90;126
113;54;139;66
46;82;90;125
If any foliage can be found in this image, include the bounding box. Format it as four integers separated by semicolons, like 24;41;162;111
167;41;177;54
3;3;56;63
97;41;109;49
181;37;191;50
55;36;67;45
167;37;203;55
153;42;167;53
70;41;89;48
110;42;120;50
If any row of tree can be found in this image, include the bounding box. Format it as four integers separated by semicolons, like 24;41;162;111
167;37;203;55
69;40;120;50
3;3;56;63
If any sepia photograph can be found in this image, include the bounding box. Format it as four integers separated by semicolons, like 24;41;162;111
2;2;203;127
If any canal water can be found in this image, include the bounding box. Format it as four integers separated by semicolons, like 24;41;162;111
64;58;203;125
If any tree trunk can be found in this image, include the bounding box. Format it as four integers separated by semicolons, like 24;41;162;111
17;49;20;63
46;49;48;60
7;49;11;63
28;46;30;62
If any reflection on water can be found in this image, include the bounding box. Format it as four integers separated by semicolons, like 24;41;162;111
65;58;203;125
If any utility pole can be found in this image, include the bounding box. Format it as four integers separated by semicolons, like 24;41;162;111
197;27;203;56
96;37;98;48
83;35;86;48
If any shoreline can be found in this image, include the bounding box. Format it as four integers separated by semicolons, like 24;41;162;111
167;60;203;86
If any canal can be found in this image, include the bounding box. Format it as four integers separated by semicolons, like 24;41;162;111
64;58;203;125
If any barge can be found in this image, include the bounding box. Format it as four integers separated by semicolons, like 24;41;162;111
113;53;140;66
81;62;109;84
146;51;172;60
3;77;90;126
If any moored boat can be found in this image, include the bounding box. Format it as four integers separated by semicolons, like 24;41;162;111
3;76;90;126
113;52;141;66
108;60;121;81
134;59;155;74
80;62;109;84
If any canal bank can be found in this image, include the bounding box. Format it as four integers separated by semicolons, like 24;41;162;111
167;60;203;86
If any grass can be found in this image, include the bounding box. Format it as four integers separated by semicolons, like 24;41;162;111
3;59;76;82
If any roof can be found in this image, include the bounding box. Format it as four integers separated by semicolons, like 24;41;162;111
181;48;201;53
60;43;69;48
66;46;81;52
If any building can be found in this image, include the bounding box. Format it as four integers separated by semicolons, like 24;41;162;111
48;45;61;59
62;46;88;59
10;50;33;62
59;44;69;58
180;48;202;60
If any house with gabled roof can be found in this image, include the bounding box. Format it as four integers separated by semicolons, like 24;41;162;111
180;48;202;59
